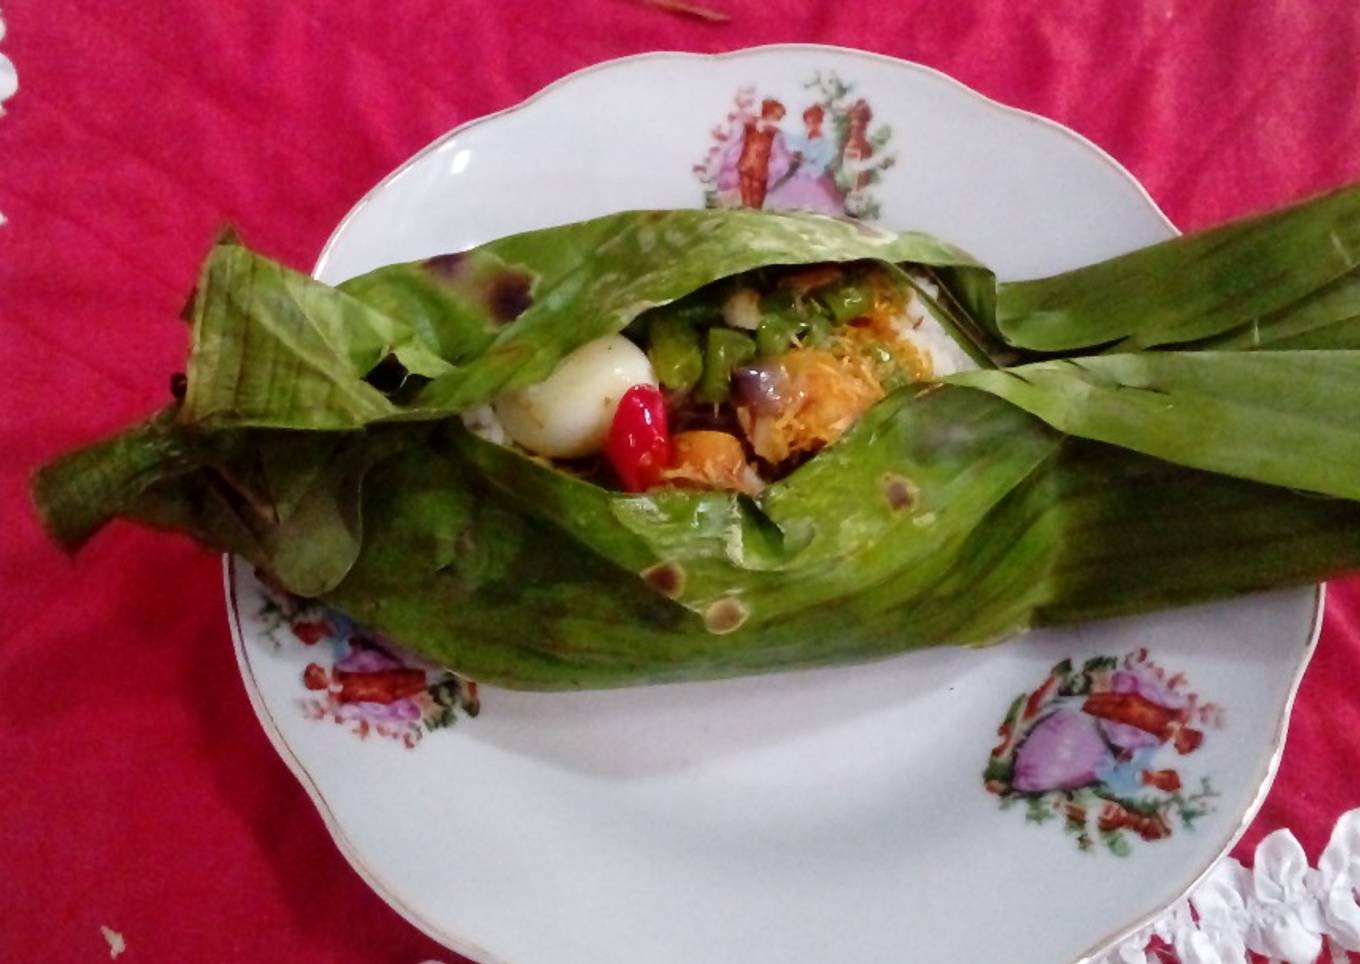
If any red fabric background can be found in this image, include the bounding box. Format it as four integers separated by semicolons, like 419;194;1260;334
3;2;1359;961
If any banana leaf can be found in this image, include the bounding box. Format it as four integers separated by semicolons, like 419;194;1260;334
316;418;1360;689
991;181;1360;353
30;189;1360;689
946;350;1360;500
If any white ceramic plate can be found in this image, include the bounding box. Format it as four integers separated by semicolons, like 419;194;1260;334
230;46;1320;964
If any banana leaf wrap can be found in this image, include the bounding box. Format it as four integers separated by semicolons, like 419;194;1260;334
32;190;1360;689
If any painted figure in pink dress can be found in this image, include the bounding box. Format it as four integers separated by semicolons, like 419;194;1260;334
768;103;846;216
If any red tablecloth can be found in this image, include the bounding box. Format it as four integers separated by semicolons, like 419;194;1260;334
3;3;1360;961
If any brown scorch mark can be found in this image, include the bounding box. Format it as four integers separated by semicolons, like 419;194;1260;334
642;561;686;598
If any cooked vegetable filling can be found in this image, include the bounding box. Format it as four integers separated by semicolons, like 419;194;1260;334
476;262;974;492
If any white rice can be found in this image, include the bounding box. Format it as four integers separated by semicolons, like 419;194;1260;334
891;271;977;378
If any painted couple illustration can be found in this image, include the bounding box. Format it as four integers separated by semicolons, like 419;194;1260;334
695;72;896;220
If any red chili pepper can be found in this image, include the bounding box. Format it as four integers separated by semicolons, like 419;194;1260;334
606;385;673;492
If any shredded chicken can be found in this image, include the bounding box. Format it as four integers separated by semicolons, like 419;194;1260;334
737;347;885;464
734;272;940;466
840;315;935;384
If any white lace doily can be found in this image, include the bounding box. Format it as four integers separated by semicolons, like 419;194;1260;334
1098;808;1360;964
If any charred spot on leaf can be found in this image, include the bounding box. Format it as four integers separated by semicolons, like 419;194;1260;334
704;597;749;635
882;473;918;511
364;353;409;394
169;372;188;400
641;561;686;598
425;251;471;279
489;272;534;324
424;251;537;325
